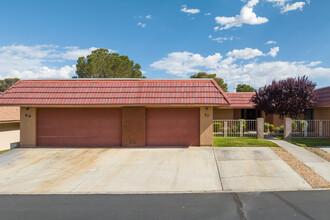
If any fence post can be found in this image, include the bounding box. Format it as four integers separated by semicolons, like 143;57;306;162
224;121;227;137
256;118;264;139
318;121;322;138
240;120;243;137
303;121;308;137
284;117;292;139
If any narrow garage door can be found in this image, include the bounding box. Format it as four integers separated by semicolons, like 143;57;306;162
146;108;200;146
37;108;121;147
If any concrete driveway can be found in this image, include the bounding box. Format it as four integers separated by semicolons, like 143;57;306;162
0;147;310;194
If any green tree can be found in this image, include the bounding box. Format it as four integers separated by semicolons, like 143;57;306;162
190;72;228;92
236;84;255;92
74;48;144;78
0;78;20;93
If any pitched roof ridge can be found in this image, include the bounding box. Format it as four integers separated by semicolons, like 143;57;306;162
0;80;22;95
210;80;231;105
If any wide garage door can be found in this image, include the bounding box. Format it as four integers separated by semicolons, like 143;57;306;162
37;108;121;147
146;108;200;146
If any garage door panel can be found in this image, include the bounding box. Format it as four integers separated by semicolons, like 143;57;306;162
37;108;121;147
146;108;200;146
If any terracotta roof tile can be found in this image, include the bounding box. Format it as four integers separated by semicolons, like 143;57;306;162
0;79;230;106
315;87;330;107
226;93;255;108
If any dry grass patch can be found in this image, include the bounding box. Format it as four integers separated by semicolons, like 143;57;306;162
271;147;330;188
304;147;330;162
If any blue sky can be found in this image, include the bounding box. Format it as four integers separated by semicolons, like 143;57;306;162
0;0;329;91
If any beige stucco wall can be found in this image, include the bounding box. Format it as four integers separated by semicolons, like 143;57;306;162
213;108;234;120
314;107;330;120
200;106;213;146
20;107;37;147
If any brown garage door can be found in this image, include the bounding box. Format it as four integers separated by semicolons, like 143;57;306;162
146;108;200;146
37;108;121;147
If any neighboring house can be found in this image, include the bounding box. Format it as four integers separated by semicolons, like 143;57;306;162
314;86;330;120
214;86;330;127
0;79;232;147
0;106;20;150
213;92;284;127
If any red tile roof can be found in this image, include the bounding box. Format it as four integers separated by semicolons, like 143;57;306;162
226;93;255;108
315;87;330;107
0;79;231;106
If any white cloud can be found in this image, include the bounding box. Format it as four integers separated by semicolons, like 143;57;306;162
180;5;200;14
266;0;307;13
266;40;277;44
61;46;98;60
150;48;330;88
137;22;146;28
209;36;234;43
7;65;76;79
226;48;264;60
146;15;152;19
306;61;321;67
204;12;212;16
268;46;280;57
281;1;305;13
266;0;288;6
0;44;109;79
150;52;222;76
214;0;268;30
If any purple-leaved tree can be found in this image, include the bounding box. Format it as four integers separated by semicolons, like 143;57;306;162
251;76;318;119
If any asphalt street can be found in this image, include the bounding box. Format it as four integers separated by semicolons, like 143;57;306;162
0;190;329;220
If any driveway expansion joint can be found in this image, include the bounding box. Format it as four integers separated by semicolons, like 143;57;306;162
212;147;224;191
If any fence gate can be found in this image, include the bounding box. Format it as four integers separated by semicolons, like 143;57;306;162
292;120;330;138
214;120;256;138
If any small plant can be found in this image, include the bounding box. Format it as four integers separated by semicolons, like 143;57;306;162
238;119;247;132
300;120;308;132
275;125;285;133
274;127;281;133
269;124;275;133
264;123;270;133
292;121;298;132
231;125;238;133
214;122;223;131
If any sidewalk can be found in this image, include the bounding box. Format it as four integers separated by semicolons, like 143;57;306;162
267;136;330;182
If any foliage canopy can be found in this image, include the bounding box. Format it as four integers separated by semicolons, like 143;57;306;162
190;72;228;92
75;48;144;78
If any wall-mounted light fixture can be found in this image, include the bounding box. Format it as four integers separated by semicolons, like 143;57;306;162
205;106;208;110
25;107;29;110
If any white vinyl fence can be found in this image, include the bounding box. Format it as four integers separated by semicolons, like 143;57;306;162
214;119;256;137
292;120;330;138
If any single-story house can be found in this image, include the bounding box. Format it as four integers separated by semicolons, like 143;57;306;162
314;86;330;120
0;106;20;150
0;106;20;131
213;92;284;127
0;79;233;147
214;86;330;127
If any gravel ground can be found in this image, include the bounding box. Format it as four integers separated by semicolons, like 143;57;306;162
270;147;330;188
305;147;330;162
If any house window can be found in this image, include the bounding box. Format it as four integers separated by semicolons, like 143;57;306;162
304;109;314;120
240;109;259;120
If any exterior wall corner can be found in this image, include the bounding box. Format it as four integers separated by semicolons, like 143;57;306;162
20;107;37;147
200;106;213;146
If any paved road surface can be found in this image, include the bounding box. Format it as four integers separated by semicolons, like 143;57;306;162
1;190;329;220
